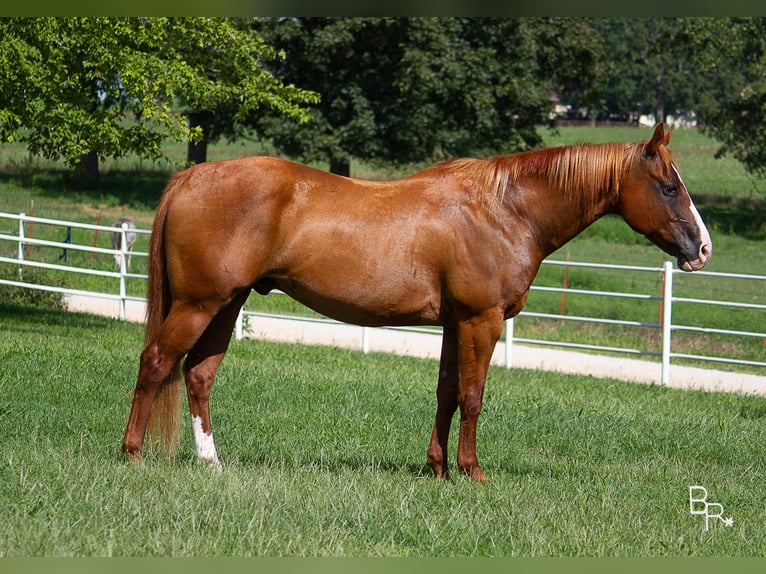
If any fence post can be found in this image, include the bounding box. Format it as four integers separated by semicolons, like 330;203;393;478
504;318;514;369
91;212;101;262
26;201;34;259
17;213;25;279
661;261;673;386
118;222;128;321
560;251;570;317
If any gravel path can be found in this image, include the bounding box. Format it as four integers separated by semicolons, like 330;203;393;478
66;294;766;397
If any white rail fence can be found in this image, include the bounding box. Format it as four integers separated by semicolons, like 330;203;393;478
0;212;150;321
2;211;765;387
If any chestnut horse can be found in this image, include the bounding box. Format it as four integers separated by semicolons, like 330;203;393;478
122;124;711;481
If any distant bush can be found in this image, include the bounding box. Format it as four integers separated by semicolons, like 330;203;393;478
0;266;65;310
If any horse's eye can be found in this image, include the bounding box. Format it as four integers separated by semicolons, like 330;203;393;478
662;183;678;197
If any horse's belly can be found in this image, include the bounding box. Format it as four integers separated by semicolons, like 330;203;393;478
269;272;441;328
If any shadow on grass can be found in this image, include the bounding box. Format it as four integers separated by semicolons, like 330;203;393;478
223;449;433;479
0;302;116;333
682;194;766;241
0;167;173;211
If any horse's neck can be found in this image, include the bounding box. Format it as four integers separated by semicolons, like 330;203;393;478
506;176;616;257
493;144;626;256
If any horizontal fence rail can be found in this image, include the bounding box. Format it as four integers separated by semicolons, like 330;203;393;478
1;211;764;386
0;211;150;320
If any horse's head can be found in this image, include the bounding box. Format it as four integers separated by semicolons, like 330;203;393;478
619;124;712;271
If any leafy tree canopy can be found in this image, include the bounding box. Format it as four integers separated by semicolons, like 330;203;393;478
691;17;766;178
254;17;607;175
2;17;765;180
0;17;318;177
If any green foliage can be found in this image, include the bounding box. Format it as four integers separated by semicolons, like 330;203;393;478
254;17;607;173
0;267;65;310
587;18;732;123
0;17;318;175
3;17;766;179
578;18;766;179
694;18;766;178
3;17;766;180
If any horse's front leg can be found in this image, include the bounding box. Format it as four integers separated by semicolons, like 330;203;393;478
426;326;458;479
455;311;504;483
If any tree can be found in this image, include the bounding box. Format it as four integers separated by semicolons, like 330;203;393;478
254;17;607;176
692;18;766;178
172;17;319;166
522;18;609;119
580;17;750;130
0;17;317;178
588;18;701;123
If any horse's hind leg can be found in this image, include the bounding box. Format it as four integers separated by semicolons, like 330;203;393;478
122;302;220;462
183;290;250;469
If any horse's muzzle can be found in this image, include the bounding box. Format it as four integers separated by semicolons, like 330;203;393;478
678;240;711;272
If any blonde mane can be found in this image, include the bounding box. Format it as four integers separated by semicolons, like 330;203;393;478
448;141;675;218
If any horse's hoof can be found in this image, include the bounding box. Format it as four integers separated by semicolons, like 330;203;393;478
461;466;490;483
125;450;143;466
199;456;223;472
473;472;490;484
426;459;450;480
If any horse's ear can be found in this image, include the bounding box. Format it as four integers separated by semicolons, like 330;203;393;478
645;123;671;157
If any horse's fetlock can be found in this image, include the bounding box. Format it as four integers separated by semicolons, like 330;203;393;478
426;455;448;479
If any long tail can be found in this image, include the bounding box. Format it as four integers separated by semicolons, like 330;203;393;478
144;175;186;461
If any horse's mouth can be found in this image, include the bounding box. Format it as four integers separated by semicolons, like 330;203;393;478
676;237;711;272
678;256;707;272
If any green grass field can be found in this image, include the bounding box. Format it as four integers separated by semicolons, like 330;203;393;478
1;303;765;556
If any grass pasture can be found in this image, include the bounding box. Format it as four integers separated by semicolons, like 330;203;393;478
2;304;766;557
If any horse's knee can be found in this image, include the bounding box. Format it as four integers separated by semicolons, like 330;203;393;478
459;392;484;420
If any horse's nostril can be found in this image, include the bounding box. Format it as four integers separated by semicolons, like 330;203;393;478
700;243;711;259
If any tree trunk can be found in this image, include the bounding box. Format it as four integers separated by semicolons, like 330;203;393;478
330;157;350;177
187;138;208;167
655;99;666;126
187;112;211;167
77;151;99;182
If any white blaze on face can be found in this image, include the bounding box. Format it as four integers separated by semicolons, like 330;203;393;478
672;164;712;264
192;415;222;470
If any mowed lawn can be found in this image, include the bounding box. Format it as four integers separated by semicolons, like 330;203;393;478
1;303;765;557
